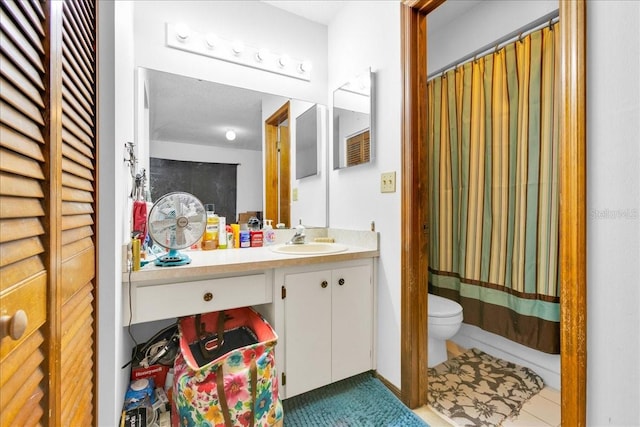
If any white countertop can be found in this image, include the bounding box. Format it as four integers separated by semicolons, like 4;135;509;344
124;230;379;286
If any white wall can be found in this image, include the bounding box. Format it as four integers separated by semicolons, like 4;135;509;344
328;1;403;388
427;0;557;74
587;2;640;425
150;140;263;215
98;1;134;425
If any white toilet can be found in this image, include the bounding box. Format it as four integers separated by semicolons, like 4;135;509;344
428;293;463;367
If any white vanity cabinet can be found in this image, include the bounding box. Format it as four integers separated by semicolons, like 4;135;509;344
276;259;374;398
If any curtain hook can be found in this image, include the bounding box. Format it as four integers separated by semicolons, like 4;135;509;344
549;18;554;30
518;32;523;43
494;44;500;54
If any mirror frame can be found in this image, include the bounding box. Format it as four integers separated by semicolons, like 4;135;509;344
332;67;374;169
399;1;587;425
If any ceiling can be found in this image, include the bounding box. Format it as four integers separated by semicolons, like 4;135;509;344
147;69;285;151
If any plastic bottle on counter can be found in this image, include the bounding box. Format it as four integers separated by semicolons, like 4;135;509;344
218;216;227;249
202;204;219;250
263;219;275;246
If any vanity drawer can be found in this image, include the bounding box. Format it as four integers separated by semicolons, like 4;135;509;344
130;274;271;324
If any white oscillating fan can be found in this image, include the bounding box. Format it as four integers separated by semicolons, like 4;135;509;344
147;192;206;267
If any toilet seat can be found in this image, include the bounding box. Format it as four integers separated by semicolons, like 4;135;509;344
428;293;463;317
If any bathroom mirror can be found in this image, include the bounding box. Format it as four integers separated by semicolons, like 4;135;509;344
137;67;326;226
332;67;374;169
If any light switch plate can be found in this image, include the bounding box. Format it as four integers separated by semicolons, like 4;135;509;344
292;188;298;201
381;171;396;193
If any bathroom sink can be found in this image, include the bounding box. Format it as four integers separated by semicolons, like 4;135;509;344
270;242;348;255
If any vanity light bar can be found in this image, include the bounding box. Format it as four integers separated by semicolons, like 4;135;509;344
166;23;311;82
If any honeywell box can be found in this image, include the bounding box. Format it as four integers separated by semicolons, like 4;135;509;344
131;364;169;390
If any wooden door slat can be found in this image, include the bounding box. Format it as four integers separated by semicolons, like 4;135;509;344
0;256;45;293
62;72;93;120
62;156;93;181
0;235;44;267
61;46;93;97
65;1;93;44
61;56;92;107
0;4;44;54
0;196;44;219
62;97;94;137
62;186;93;204
0;172;44;198
13;0;45;36
61;226;93;246
0;217;44;243
62;9;93;70
62;201;93;216
61;213;93;231
62;140;94;169
61;236;93;262
62;115;92;149
0;124;44;161
62;84;92;126
0;100;44;145
62;171;94;192
0;348;44;409
0;329;43;386
61;248;94;300
0;9;44;73
0;365;44;426
0;78;45;125
0;148;45;179
0;56;45;105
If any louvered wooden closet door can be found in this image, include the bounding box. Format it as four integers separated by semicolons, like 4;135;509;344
0;1;98;425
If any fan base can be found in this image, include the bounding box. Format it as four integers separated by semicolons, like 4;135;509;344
154;249;191;267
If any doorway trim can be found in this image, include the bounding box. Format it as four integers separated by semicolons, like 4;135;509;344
265;101;291;227
399;1;587;425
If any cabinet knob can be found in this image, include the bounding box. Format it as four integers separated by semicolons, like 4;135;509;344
338;278;345;286
1;310;28;341
203;292;213;302
321;280;328;288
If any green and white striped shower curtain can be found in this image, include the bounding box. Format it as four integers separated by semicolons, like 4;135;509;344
427;23;560;354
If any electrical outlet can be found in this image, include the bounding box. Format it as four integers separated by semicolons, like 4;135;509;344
381;171;396;193
292;188;298;201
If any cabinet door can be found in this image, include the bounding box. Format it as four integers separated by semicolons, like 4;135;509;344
331;265;373;382
284;269;332;397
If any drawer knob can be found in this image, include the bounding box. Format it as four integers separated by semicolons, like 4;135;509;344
338;278;345;286
203;292;213;302
321;280;328;288
1;310;28;341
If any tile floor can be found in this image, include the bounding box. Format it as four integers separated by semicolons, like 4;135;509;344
413;342;561;427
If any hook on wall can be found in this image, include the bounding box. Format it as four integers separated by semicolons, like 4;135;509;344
124;141;137;178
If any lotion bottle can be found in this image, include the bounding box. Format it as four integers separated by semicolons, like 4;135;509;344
263;219;275;245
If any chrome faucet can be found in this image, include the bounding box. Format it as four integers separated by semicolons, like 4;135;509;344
286;225;306;245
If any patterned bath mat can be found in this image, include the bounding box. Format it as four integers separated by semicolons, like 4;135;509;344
427;348;544;426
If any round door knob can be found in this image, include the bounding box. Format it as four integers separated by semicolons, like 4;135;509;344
338;278;345;286
203;292;213;302
321;280;328;288
1;310;28;341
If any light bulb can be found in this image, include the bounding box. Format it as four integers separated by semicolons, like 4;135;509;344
175;23;190;41
298;60;312;74
232;40;244;56
278;54;290;68
256;48;269;63
205;33;219;49
225;130;236;141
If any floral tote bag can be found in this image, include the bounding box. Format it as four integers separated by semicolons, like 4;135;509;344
172;307;283;427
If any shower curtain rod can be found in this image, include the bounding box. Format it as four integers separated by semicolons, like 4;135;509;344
427;10;560;80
